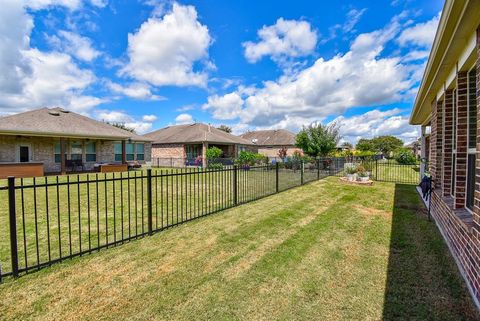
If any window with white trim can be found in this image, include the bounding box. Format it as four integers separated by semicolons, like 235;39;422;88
466;68;477;210
451;88;457;197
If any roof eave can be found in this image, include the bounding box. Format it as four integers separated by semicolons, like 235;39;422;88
0;130;142;141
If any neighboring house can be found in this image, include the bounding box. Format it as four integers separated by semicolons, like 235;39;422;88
145;123;254;167
0;107;152;177
239;129;301;159
410;0;480;308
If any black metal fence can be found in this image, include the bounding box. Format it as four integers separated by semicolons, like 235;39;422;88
0;157;421;279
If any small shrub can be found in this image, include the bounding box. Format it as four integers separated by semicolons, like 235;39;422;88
361;161;373;172
395;148;417;165
345;166;357;175
236;151;265;166
207;163;223;170
206;146;223;160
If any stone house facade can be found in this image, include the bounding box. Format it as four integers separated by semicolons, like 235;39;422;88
0;108;152;175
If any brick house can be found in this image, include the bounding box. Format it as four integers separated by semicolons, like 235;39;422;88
410;0;480;308
0;107;152;177
239;129;302;159
145;123;254;167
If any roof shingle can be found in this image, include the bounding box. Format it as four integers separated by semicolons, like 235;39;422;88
0;107;151;141
240;129;296;146
145;123;252;145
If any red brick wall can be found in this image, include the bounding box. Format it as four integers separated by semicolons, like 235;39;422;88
427;27;480;309
430;191;480;303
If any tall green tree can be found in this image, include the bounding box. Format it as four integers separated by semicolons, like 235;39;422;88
356;138;375;151
106;122;135;133
341;142;353;149
295;122;341;157
371;135;404;156
217;125;232;133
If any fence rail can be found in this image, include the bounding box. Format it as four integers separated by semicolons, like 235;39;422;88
0;157;421;280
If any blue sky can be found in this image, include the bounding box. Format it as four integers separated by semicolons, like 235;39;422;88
1;0;442;143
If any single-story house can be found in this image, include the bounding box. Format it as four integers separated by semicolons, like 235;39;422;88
0;107;152;177
145;123;254;167
409;0;480;308
239;129;302;159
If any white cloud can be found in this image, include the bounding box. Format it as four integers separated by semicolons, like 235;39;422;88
107;81;163;100
202;92;244;120
243;18;317;63
0;1;104;114
175;113;194;124
25;0;107;10
121;3;213;87
205;14;416;130
1;48;97;113
343;8;367;33
25;0;82;10
142;114;157;122
96;110;156;134
397;14;440;48
47;30;100;62
89;0;108;8
332;109;419;144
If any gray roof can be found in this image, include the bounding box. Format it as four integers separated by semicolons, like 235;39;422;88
240;129;296;146
145;123;252;145
0;107;151;141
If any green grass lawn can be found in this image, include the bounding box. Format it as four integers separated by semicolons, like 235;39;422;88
0;167;316;275
372;160;420;184
0;177;477;320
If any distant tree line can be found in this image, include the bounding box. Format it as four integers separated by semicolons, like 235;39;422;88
355;136;404;156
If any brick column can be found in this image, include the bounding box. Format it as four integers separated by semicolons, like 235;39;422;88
443;92;453;196
431;99;443;189
455;71;468;208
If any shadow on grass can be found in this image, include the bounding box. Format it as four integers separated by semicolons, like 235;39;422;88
382;184;480;321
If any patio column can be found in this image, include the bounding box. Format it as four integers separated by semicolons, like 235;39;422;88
420;125;427;180
60;138;66;175
122;140;127;164
202;142;208;167
430;99;443;190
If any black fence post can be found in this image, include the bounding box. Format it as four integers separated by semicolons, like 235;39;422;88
301;161;304;185
317;158;320;180
147;169;153;235
8;177;19;277
375;159;379;181
275;162;279;193
233;165;238;206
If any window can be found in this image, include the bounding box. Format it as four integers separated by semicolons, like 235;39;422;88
114;141;144;162
19;146;29;163
114;142;122;162
451;88;457;197
466;68;477;210
71;142;83;161
54;142;61;163
126;143;135;161
136;143;145;161
186;145;201;159
86;142;96;162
